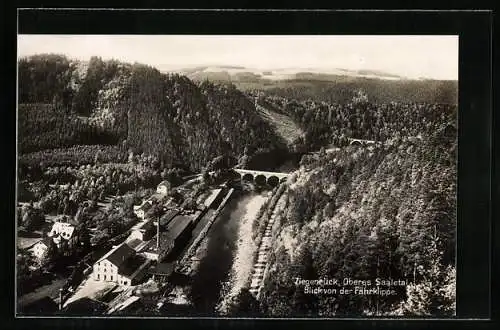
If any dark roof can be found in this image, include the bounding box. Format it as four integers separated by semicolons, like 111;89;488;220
165;215;192;241
118;254;148;277
139;201;153;211
149;262;175;276
160;209;180;227
62;297;107;315
19;296;58;315
102;243;135;267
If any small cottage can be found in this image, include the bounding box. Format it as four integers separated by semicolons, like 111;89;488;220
48;222;78;251
31;237;53;260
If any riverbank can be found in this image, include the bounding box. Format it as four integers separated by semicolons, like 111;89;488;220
216;192;269;314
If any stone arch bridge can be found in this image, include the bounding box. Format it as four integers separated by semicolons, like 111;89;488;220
348;138;377;146
234;169;289;187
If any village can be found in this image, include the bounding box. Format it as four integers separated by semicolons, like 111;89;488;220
18;173;232;315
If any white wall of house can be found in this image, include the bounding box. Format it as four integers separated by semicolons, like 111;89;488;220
49;222;74;239
92;259;119;283
143;251;159;261
129;229;146;241
92;259;134;286
157;185;168;195
134;209;145;219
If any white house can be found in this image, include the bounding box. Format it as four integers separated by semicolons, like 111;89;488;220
133;200;153;220
156;181;171;195
48;222;78;251
31;238;53;260
92;242;150;287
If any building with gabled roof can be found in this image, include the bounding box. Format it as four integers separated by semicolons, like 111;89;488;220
48;222;79;252
159;209;180;228
19;296;58;315
92;242;149;286
133;200;153;220
129;219;155;241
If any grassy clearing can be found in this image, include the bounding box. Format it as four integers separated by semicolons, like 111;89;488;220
255;104;304;146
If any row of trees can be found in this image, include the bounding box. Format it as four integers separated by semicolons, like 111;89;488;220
19;145;129;177
123;66;286;172
246;78;457;105
18;103;121;153
17;203;45;231
19;154;165;219
19;55;286;173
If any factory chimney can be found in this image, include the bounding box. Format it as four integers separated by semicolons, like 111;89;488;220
156;215;160;250
59;288;64;310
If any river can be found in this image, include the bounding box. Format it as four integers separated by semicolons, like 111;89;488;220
185;187;268;316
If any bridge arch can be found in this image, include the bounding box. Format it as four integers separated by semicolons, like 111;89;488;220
242;173;254;182
350;140;363;147
267;176;279;187
255;174;267;186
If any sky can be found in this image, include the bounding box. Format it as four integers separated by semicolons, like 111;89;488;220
17;35;458;80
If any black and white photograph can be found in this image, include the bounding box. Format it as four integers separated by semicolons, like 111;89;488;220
16;34;458;318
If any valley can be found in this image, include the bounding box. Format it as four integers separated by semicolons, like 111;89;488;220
16;53;457;318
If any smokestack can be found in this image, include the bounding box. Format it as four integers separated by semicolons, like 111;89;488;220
59;288;64;310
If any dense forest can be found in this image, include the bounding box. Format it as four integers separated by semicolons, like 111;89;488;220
252;92;456;150
242;78;457;105
18;54;285;172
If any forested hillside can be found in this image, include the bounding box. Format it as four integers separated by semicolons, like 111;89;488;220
18;54;285;172
257;122;456;317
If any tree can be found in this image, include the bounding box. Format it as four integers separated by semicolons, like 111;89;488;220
398;231;455;316
182;197;198;211
208;155;226;172
77;224;91;251
169;189;184;205
227;288;261;317
238;154;249;169
94;150;102;164
40;239;58;269
21;205;45;231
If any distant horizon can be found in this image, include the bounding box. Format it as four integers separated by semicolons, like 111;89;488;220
18;35;459;80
